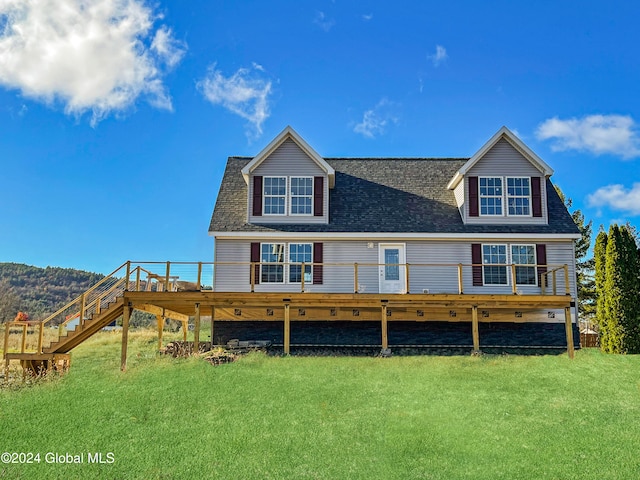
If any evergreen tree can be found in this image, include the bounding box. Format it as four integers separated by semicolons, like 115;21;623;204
594;230;608;351
603;225;624;352
619;226;640;352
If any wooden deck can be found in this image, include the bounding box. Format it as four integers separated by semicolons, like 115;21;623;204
122;290;576;365
2;261;577;377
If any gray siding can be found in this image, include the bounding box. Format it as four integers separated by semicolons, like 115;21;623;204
249;139;329;224
214;238;577;301
453;181;465;220
465;138;548;225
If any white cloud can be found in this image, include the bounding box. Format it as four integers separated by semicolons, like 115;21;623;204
198;64;273;138
362;13;373;21
427;45;447;67
353;98;399;139
536;114;640;159
314;11;335;32
587;183;640;216
0;0;186;125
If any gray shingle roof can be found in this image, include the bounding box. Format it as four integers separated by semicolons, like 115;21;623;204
209;157;579;235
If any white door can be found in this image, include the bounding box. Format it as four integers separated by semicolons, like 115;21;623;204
379;244;406;293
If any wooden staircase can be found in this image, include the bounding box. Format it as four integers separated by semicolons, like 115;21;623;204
43;298;125;354
3;261;136;376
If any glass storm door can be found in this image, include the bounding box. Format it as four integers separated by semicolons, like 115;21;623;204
379;244;406;293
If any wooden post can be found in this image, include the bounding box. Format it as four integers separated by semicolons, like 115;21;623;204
194;303;201;354
96;297;101;316
165;262;171;292
354;263;359;293
552;272;557;296
210;306;216;347
405;263;410;294
301;262;305;292
250;262;255;293
4;323;10;359
79;294;86;327
284;304;290;355
197;262;203;291
182;321;187;342
125;261;131;291
21;324;27;353
135;267;141;291
511;264;517;294
156;315;164;351
541;274;546;295
564;265;570;295
458;264;464;294
121;306;131;371
565;306;575;359
471;305;480;353
381;304;388;350
37;322;44;354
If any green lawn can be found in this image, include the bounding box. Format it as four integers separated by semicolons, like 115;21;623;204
1;330;639;479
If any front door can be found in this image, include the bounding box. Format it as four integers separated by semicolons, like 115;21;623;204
379;243;406;293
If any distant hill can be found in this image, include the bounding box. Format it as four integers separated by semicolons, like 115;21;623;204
0;263;104;322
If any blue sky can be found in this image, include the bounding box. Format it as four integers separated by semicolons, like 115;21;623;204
1;0;639;274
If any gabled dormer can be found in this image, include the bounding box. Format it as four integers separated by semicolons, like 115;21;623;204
447;126;554;225
241;126;334;224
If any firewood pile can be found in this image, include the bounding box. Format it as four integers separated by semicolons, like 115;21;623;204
203;349;237;366
163;341;212;357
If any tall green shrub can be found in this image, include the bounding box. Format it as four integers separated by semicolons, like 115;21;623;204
594;230;608;350
619;226;640;352
603;225;624;352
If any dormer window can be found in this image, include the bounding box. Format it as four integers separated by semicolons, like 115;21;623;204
263;177;287;215
477;176;533;217
506;177;531;216
290;177;313;215
479;177;503;215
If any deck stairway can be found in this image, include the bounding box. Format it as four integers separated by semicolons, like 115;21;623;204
3;262;138;374
43;298;125;354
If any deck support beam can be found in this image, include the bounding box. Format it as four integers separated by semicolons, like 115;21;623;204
381;303;389;350
284;304;290;355
211;306;216;347
156;315;164;351
471;305;480;354
194;303;201;354
121;305;132;371
565;306;575;359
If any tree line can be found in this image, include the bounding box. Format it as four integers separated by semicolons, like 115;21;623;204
0;263;103;322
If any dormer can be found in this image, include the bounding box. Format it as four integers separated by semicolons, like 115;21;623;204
242;126;334;224
447;126;554;225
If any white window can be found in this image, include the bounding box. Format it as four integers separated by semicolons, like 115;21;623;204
482;244;508;285
289;243;312;283
261;243;284;283
290;177;313;215
263;177;286;215
507;177;531;216
511;244;537;285
479;177;503;216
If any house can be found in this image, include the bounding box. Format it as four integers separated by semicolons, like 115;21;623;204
208;126;581;353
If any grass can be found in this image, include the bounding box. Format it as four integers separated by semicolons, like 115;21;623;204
1;330;639;479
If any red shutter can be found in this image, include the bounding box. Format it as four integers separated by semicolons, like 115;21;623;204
314;176;324;217
250;242;260;285
468;176;479;217
536;244;547;286
313;242;323;284
472;243;483;286
532;177;542;217
252;176;263;217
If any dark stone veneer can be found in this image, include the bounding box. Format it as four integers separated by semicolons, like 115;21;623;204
210;321;580;355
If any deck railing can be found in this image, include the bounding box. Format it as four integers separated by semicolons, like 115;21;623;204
2;260;572;360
